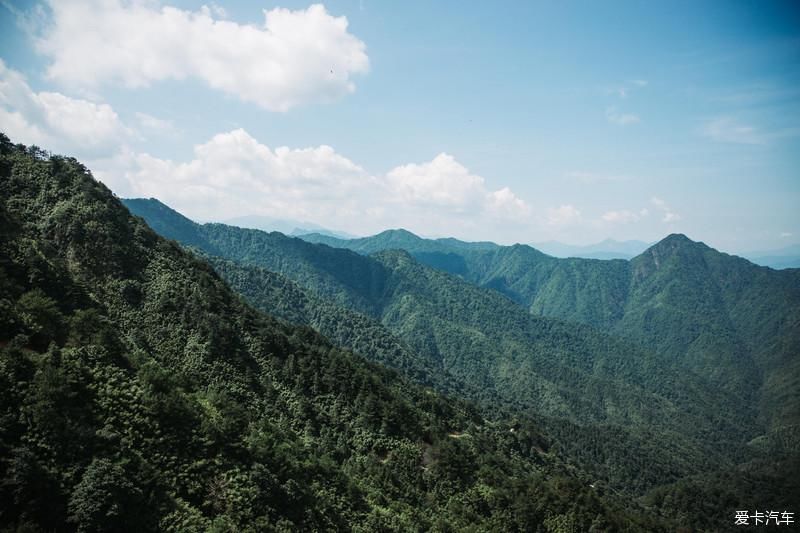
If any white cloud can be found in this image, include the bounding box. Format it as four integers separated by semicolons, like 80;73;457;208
135;112;176;136
780;232;793;238
97;129;529;237
34;1;369;111
1;0;48;36
119;128;370;220
701;117;765;145
208;3;227;19
546;205;582;226
488;187;530;217
0;59;131;155
651;196;681;223
606;106;640;125
601;209;641;224
386;153;486;210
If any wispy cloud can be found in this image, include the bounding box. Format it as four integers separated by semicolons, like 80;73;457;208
712;83;800;105
701;117;765;145
134;112;178;138
0;0;47;36
601;207;649;224
606;106;640;126
651;197;681;223
604;79;648;98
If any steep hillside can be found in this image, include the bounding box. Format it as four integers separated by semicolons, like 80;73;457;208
204;255;484;399
124;198;782;498
0;137;665;530
297;228;800;446
124;199;389;317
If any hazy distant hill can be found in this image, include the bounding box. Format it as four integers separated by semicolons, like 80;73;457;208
741;244;800;269
532;238;652;259
223;214;355;239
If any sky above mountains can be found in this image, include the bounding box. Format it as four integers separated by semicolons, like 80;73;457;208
1;0;798;252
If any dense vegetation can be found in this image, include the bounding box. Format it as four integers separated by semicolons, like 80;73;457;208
299;228;800;448
205;255;470;396
126;198;799;529
1;137;680;530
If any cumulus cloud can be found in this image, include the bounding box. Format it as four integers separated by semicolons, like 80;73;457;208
117;128;371;221
386;153;486;210
0;59;131;155
96;128;529;236
701;117;765;145
651;196;681;223
487;187;530;218
33;1;369;111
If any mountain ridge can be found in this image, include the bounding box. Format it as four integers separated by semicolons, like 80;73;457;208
123;195;800;518
288;221;800;442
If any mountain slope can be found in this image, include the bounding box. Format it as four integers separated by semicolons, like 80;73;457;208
124;198;781;500
296;227;800;446
204;254;480;398
1;137;667;530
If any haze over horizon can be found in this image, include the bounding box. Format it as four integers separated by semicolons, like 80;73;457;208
1;0;798;253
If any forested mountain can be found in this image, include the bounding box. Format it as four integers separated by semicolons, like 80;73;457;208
0;136;676;531
204;255;476;398
125;196;799;529
295;228;800;449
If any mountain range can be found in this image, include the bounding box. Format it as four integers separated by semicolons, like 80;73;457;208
124;196;800;529
531;238;800;269
297;228;800;436
1;136;673;531
1;134;797;531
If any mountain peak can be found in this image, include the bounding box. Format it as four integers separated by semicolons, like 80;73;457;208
661;233;692;243
644;233;709;254
374;228;422;241
632;234;712;274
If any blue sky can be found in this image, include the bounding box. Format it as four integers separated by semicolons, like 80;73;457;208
1;0;798;252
